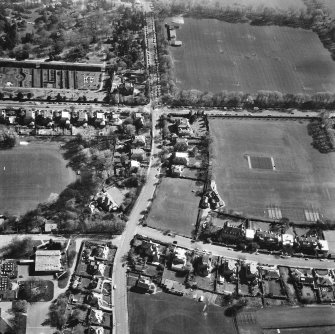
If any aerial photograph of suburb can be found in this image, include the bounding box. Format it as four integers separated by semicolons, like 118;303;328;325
1;0;335;333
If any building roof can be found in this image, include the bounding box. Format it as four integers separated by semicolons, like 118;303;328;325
44;222;58;233
130;160;141;168
245;229;255;240
35;250;61;272
90;309;104;324
318;240;329;251
175;152;188;158
131;148;145;155
106;187;124;207
281;233;294;245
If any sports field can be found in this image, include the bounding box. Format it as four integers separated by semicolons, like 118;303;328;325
128;292;236;334
170;18;335;93
0;141;76;215
257;306;335;329
146;178;202;236
209;118;335;223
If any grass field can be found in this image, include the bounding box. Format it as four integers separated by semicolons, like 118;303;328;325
209;118;335;223
128;292;237;334
257;306;335;329
0;141;76;215
170;18;335;94
146;178;202;237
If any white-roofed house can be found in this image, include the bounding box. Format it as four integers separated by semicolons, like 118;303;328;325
245;228;255;241
281;233;295;247
173;152;189;166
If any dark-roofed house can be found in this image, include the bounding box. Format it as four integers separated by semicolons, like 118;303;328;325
35;250;62;272
216;221;245;243
296;235;319;252
255;230;279;246
136;277;155;293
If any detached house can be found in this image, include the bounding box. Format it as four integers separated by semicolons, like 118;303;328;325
133;135;146;146
131;148;145;161
171;247;186;272
216;221;245;243
173;152;189;166
136;277;155;293
296;235;319;252
195;254;212;277
219;259;237;281
255;230;279;246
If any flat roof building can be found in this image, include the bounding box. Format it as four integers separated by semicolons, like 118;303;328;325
35;250;62;272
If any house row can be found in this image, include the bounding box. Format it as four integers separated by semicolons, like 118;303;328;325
215;221;329;256
0;108;134;129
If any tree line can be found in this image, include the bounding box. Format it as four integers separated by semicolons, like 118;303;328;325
154;0;335;110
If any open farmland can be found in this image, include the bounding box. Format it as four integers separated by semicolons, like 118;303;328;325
146;178;202;237
209;118;335;223
0;141;76;215
128;292;236;334
170;18;335;93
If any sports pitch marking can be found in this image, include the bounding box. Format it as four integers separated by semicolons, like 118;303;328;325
247;155;275;170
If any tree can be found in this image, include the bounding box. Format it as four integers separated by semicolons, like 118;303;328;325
0;127;18;149
49;294;68;329
12;300;28;313
174;141;188;152
124;124;136;136
17;92;24;100
0;237;34;259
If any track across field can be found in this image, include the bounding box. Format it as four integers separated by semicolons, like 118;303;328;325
170;18;335;93
209;118;335;223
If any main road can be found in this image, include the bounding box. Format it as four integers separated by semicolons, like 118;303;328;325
112;107;161;334
136;225;335;270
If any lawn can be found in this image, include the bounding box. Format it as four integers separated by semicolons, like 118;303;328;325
170;18;335;93
128;292;237;334
18;280;54;302
0;141;76;215
146;178;203;237
209;118;335;223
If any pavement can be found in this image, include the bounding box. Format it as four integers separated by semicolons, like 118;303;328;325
136;226;335;270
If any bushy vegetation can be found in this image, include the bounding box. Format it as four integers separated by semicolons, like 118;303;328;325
0;126;18;149
7;134;127;234
0;237;34;259
49;293;68;329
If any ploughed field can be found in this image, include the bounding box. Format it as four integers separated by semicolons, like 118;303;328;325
0;141;76;215
146;178;202;237
128;292;236;334
170;18;335;94
209;118;335;223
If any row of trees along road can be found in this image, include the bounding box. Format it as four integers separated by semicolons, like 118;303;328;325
154;0;335;110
